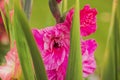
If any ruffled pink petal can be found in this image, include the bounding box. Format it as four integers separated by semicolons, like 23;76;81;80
81;39;97;77
46;55;68;80
64;5;97;36
81;39;97;55
0;44;20;80
80;5;97;36
47;69;57;80
47;39;97;80
56;56;68;80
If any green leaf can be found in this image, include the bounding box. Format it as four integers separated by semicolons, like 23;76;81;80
66;0;83;80
101;0;120;80
14;18;35;80
0;10;8;35
14;0;48;80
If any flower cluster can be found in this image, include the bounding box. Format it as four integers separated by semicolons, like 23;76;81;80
33;5;97;80
0;0;97;79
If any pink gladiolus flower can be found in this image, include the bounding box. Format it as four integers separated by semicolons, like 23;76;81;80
64;5;97;36
33;24;97;80
46;39;97;80
0;44;21;80
32;24;70;70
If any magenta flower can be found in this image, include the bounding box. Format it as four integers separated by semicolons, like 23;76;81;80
33;24;70;70
33;26;97;79
0;44;21;80
45;39;97;80
64;5;97;36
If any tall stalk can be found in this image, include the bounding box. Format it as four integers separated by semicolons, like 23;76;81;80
66;0;83;80
62;0;67;14
101;0;120;80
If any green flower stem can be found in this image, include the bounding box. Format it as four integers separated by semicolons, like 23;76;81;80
49;0;61;23
62;0;67;14
24;0;33;19
66;0;83;80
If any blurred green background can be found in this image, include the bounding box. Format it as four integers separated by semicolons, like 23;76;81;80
30;0;113;76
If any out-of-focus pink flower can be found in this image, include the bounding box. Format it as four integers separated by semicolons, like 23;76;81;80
0;0;5;12
32;24;70;70
0;44;21;80
64;5;97;36
56;0;62;3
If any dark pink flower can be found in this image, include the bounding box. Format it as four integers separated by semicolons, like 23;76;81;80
0;44;21;80
32;24;70;70
64;5;97;36
44;39;97;80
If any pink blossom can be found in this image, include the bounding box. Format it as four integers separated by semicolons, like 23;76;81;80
32;24;70;70
56;0;62;3
64;5;97;36
0;44;21;80
33;24;97;80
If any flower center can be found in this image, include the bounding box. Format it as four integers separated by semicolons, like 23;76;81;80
53;41;60;48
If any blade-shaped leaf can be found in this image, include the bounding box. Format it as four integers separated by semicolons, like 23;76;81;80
14;0;48;80
101;0;120;79
0;10;8;35
14;18;35;80
66;0;83;80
